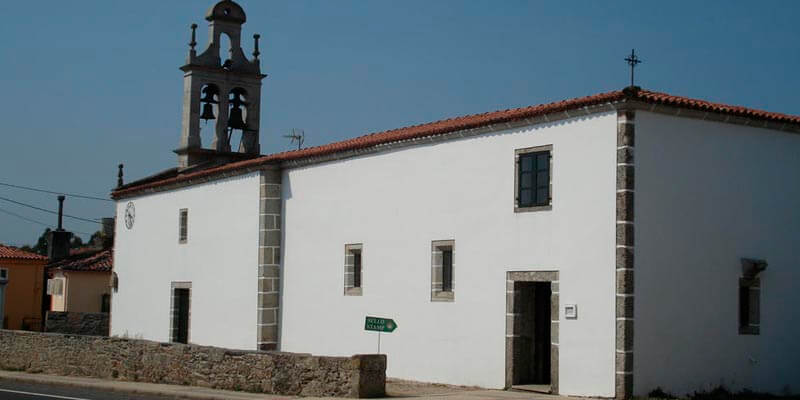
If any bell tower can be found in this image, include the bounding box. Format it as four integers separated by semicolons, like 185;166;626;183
176;0;266;169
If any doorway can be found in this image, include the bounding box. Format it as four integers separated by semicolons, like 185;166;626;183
505;271;559;393
170;282;191;344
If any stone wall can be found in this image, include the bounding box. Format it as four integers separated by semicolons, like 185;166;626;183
45;312;109;336
0;330;386;398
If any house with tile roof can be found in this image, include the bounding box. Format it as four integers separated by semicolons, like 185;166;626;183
46;248;113;315
109;1;800;398
0;244;47;331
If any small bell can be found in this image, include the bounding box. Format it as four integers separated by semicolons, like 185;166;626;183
200;86;218;104
228;105;246;130
200;103;216;121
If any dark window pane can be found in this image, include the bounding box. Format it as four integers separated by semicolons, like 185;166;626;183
536;187;549;205
520;189;532;206
353;252;362;288
521;155;534;172
537;153;549;169
739;285;750;327
521;172;533;188
536;171;549;186
442;249;453;292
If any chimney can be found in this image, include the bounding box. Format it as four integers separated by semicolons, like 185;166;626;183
47;195;72;261
100;217;115;249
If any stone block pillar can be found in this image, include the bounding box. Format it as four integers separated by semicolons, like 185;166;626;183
258;168;282;350
615;109;635;398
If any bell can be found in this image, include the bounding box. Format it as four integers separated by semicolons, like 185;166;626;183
200;103;216;121
228;106;246;130
200;87;218;104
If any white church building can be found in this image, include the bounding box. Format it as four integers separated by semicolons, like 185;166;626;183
110;1;800;398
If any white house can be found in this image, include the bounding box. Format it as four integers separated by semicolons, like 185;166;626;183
110;1;800;398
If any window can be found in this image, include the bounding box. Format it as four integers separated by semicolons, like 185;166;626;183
442;248;453;292
344;244;363;296
0;268;8;281
47;278;64;296
739;278;760;335
431;240;455;302
179;209;188;243
101;294;111;313
739;258;766;335
515;145;552;212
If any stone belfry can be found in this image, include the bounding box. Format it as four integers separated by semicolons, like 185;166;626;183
176;0;265;169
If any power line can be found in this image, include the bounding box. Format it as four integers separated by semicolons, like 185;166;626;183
0;207;51;228
0;181;112;202
0;207;94;236
0;195;102;225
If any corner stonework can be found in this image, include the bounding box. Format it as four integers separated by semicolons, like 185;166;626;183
615;109;635;399
258;168;282;351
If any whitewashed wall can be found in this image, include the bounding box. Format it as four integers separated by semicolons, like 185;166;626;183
280;113;618;396
111;173;260;349
635;112;800;395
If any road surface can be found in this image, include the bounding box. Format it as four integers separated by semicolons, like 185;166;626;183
0;379;176;400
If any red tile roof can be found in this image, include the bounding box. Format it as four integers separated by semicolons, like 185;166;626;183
0;244;47;261
112;87;800;199
48;249;112;272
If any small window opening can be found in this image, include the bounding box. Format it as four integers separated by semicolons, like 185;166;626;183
353;251;362;288
344;244;363;296
179;209;188;244
442;248;453;292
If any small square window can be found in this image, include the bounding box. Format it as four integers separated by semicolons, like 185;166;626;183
515;145;553;212
344;244;363;296
179;209;188;244
431;240;455;302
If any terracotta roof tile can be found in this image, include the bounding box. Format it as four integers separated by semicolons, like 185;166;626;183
112;88;800;199
48;249;112;272
0;244;48;261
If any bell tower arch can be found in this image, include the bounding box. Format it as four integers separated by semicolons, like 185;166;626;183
176;0;266;169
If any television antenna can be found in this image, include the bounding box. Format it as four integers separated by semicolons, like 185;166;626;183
283;129;305;151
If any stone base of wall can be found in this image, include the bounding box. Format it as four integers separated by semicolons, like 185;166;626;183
0;330;386;398
45;312;109;336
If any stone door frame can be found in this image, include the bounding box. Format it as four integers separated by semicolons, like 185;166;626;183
505;270;559;393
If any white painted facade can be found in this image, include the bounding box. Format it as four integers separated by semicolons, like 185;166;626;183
634;112;800;396
280;113;619;396
111;172;260;349
110;106;800;398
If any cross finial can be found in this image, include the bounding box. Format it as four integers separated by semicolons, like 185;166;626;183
189;24;198;51
624;48;642;88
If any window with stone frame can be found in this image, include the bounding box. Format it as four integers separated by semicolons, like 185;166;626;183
431;240;455;302
179;209;188;244
344;244;363;296
739;258;766;335
515;145;553;212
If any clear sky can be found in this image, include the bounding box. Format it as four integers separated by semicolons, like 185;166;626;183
0;0;798;246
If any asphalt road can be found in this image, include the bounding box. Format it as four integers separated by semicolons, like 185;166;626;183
0;379;177;400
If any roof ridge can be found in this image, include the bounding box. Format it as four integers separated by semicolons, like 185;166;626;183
0;243;48;260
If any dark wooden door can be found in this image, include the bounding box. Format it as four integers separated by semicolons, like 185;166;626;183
174;288;190;344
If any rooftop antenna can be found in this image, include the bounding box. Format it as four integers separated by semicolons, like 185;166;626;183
283;129;305;151
624;49;642;88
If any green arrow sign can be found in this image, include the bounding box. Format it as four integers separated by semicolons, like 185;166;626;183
365;316;397;333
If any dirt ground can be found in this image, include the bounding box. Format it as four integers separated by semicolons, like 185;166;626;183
386;378;484;397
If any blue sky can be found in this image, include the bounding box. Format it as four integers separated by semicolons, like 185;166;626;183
0;1;798;246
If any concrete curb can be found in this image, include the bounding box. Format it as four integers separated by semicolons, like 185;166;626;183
0;370;300;400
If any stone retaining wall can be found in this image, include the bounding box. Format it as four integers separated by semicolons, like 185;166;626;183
45;312;109;336
0;330;386;398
